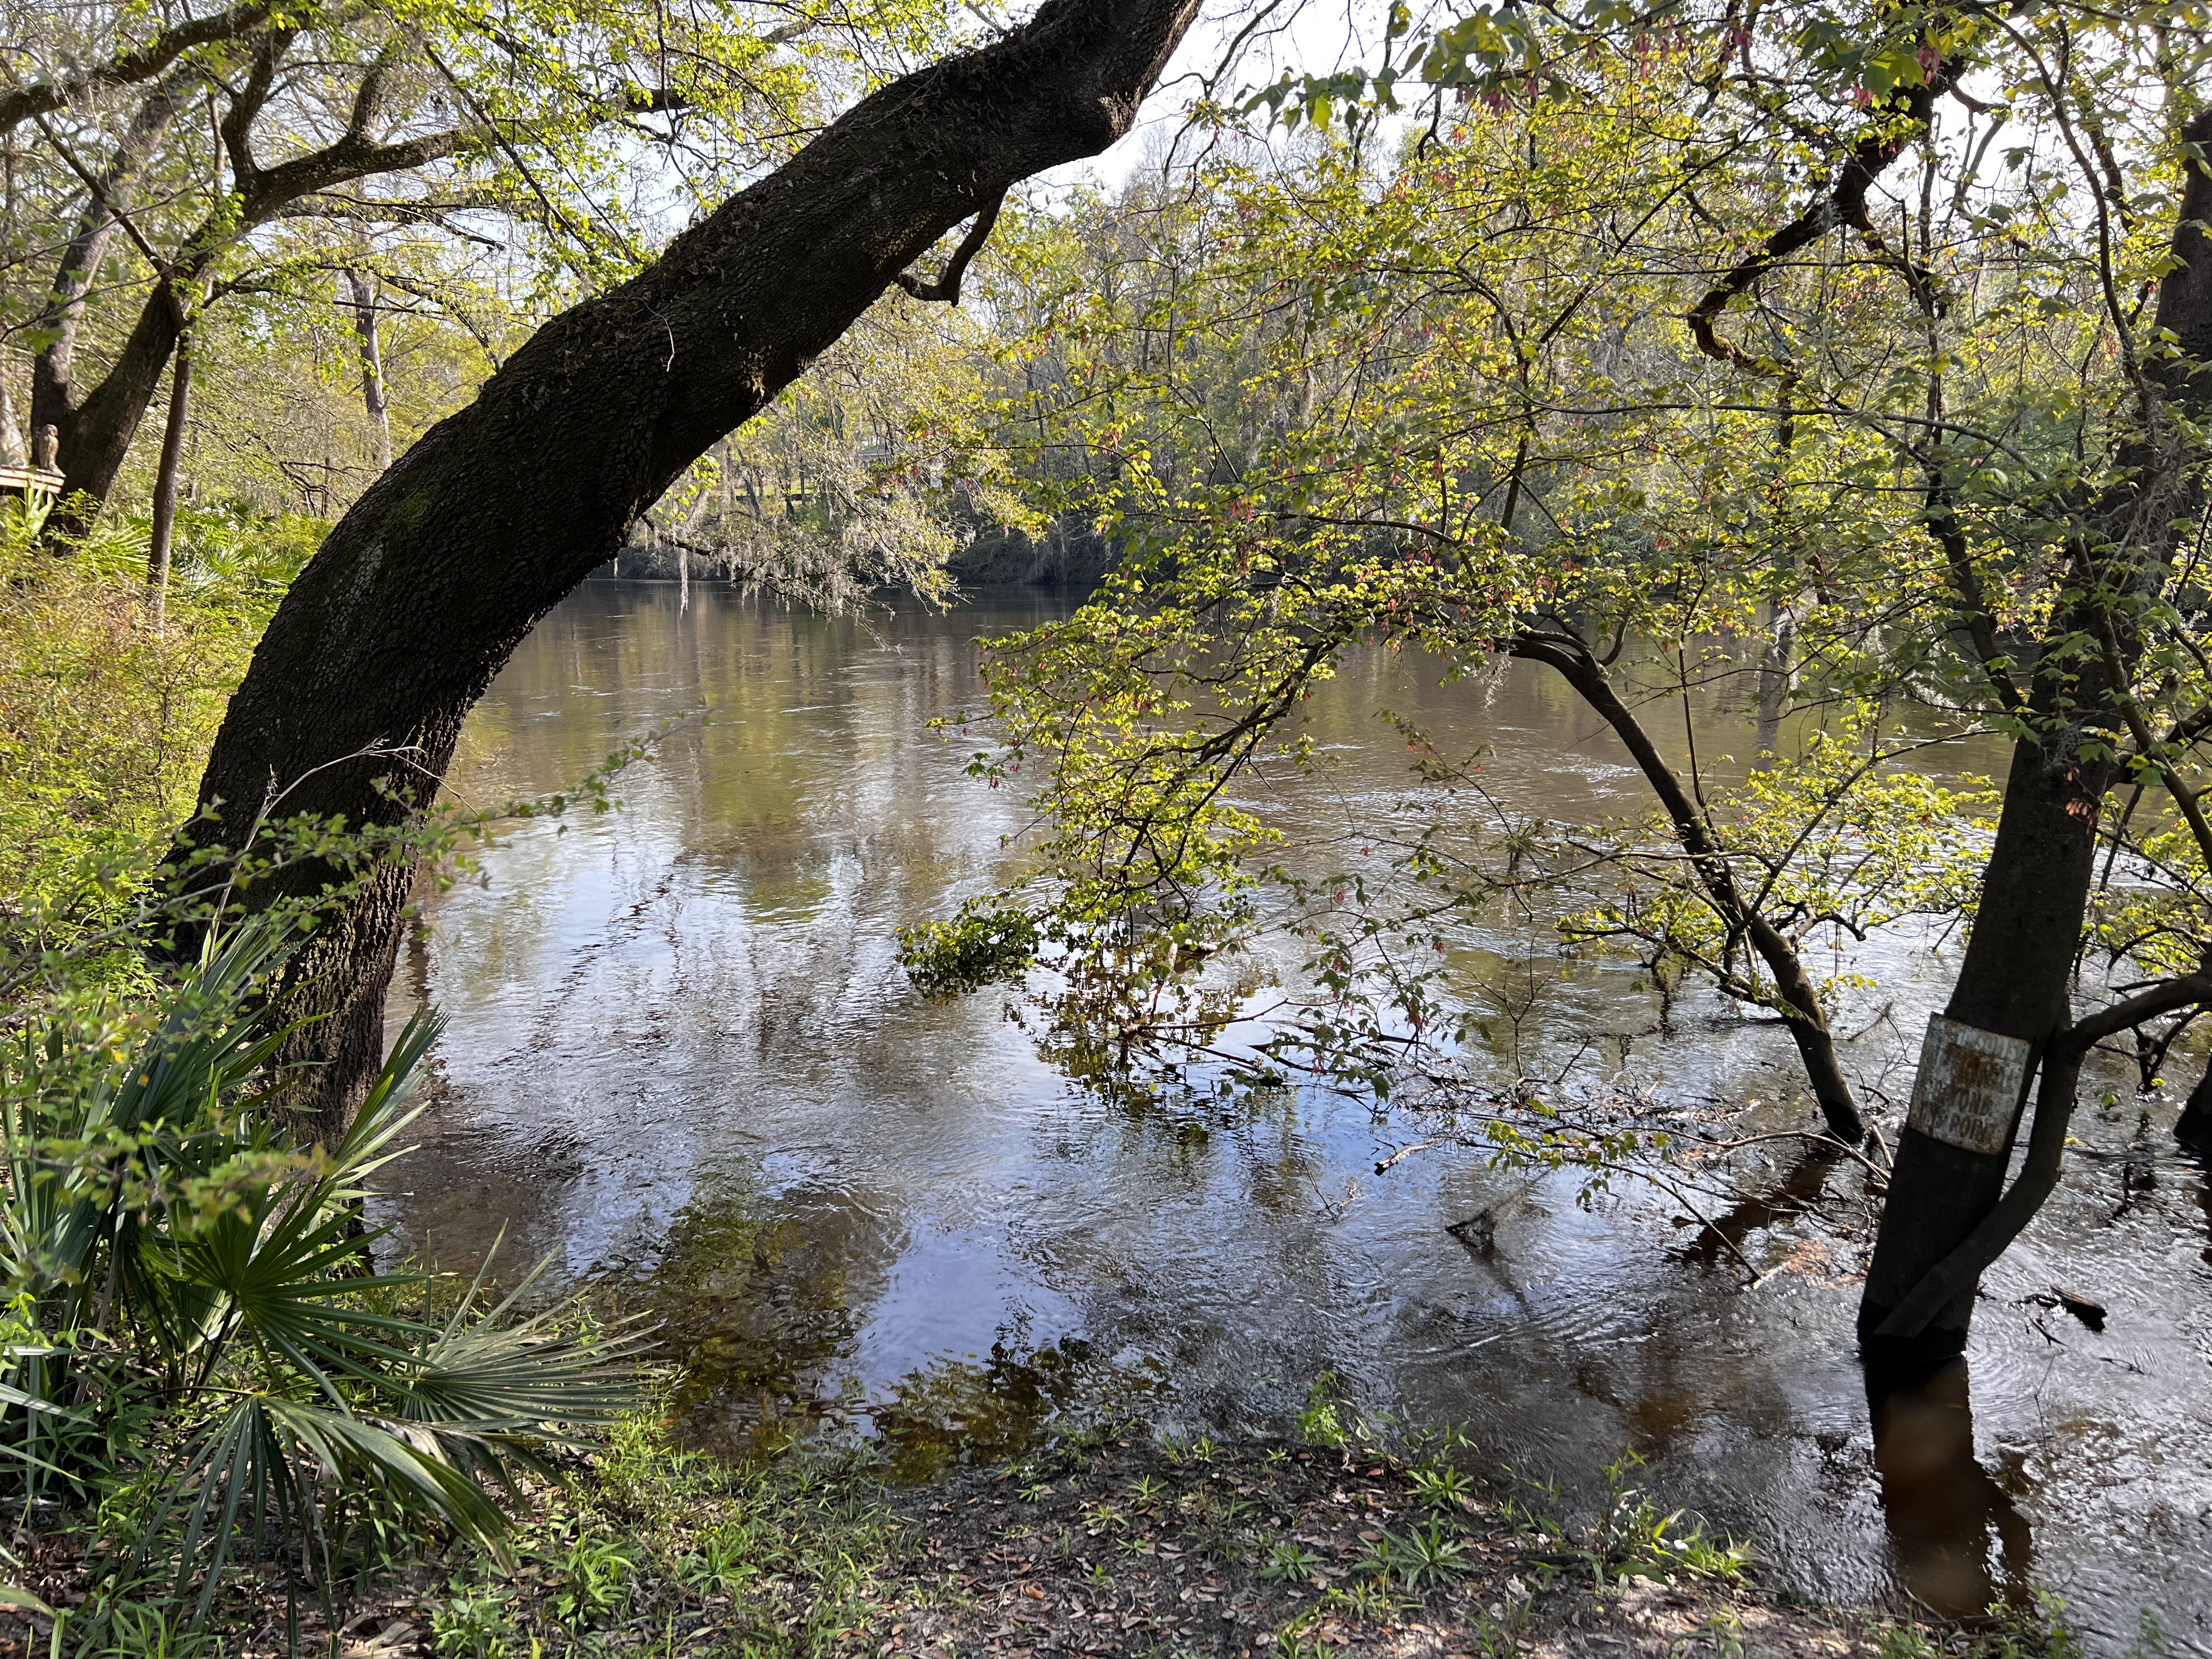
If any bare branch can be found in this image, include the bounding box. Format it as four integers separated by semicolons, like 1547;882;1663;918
216;27;293;187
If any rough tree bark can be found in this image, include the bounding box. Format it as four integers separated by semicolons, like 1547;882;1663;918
1857;111;2212;1368
181;0;1202;1144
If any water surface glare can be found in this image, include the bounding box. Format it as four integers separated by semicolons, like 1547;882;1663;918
378;582;2212;1655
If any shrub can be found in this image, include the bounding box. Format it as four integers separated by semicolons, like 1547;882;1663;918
0;498;314;991
0;915;644;1644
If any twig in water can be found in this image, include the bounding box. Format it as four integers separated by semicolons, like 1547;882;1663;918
1375;1138;1441;1175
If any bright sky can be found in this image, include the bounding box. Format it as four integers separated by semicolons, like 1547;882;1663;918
1034;0;1387;193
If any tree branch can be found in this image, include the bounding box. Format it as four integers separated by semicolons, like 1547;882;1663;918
240;127;469;220
28;111;171;274
270;191;504;239
216;28;293;188
1686;71;1951;377
344;41;398;142
0;1;277;134
894;190;1006;303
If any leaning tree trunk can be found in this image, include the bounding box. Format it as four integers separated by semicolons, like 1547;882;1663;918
1513;634;1869;1144
1857;113;2212;1369
27;77;190;504
179;0;1201;1146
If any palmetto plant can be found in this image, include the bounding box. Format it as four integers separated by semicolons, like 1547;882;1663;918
0;916;643;1640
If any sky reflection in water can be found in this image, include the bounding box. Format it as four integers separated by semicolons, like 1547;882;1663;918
375;582;2212;1654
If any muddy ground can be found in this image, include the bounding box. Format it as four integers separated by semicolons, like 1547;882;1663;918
4;1431;1974;1657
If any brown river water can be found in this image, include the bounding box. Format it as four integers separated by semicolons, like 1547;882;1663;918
375;581;2212;1654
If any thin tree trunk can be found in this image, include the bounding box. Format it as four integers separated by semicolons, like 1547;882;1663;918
1754;402;1806;757
345;270;392;472
1865;969;2211;1341
29;77;191;493
1859;112;2212;1367
1753;597;1798;755
0;356;23;466
177;0;1201;1145
146;321;190;623
1514;634;1867;1143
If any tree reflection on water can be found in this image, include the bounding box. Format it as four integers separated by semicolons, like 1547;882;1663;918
1869;1358;2033;1620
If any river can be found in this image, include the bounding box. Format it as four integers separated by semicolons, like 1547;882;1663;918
375;580;2212;1655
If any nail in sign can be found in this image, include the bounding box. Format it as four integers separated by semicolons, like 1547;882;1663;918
1906;1014;2031;1156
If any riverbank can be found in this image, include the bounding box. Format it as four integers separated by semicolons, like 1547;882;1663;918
3;1400;2093;1659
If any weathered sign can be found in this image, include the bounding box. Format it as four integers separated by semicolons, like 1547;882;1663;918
1906;1014;2032;1155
